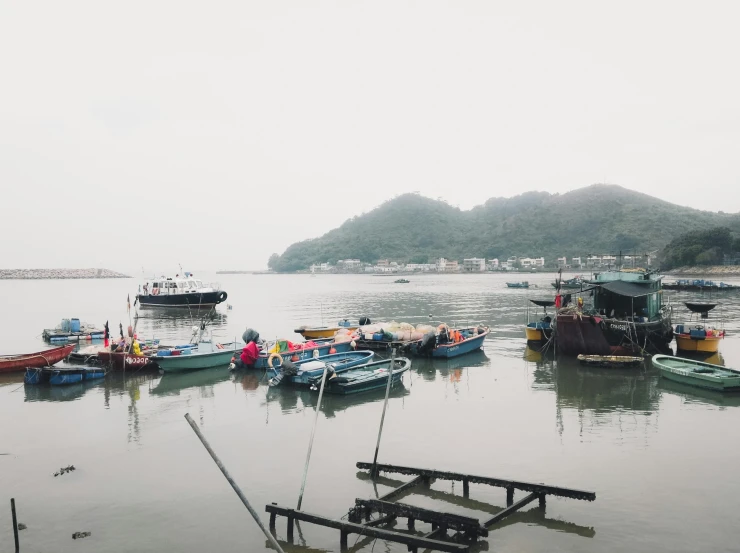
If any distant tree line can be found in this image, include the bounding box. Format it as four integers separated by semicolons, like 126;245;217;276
660;227;740;270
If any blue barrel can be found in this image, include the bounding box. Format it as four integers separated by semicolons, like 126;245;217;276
61;319;71;332
70;318;81;332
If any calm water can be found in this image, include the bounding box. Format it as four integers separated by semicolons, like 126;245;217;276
2;273;740;553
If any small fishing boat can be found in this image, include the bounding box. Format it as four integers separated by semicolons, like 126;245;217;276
267;351;374;387
42;318;105;342
663;279;737;291
394;278;410;284
308;357;411;395
97;350;161;371
552;276;584;289
0;344;75;373
136;273;228;307
254;340;353;369
408;326;489;358
577;354;644;368
25;366;106;385
525;299;554;342
674;302;725;353
652;354;740;391
154;341;241;373
506;282;529;288
294;319;358;340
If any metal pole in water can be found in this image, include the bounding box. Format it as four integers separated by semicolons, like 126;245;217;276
11;498;19;553
183;414;285;553
372;348;396;477
297;365;328;510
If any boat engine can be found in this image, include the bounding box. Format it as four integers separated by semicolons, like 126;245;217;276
242;328;260;343
359;316;371;326
418;331;437;356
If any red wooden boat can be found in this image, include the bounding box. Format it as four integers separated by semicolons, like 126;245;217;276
0;344;75;373
97;351;158;371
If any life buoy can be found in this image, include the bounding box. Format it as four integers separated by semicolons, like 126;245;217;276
217;291;228;303
152;288;160;296
267;352;283;369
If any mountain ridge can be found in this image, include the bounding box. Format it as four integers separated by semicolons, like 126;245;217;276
268;184;740;271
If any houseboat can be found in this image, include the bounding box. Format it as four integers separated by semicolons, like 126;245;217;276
136;273;227;307
555;270;673;355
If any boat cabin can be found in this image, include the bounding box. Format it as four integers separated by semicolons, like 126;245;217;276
141;275;215;296
589;271;663;322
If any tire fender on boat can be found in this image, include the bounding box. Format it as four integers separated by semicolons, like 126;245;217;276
268;352;283;369
217;291;228;303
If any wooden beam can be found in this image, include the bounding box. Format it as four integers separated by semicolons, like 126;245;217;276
378;474;427;502
355;499;487;537
265;504;469;552
483;493;540;527
357;462;595;501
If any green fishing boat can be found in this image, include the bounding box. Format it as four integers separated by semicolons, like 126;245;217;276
153;341;241;373
651;354;740;391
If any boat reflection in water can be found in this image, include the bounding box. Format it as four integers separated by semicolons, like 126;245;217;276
23;378;105;403
411;349;489;383
151;368;232;397
658;376;740;408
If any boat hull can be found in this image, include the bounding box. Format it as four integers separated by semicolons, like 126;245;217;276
25;366;106;385
98;351;159;371
675;334;721;353
408;330;488;358
294;327;358;340
254;341;352;369
317;358;411;395
652;354;740;391
525;327;544;341
1;344;75;373
268;351;374;386
136;290;227;307
154;347;240;373
555;313;673;355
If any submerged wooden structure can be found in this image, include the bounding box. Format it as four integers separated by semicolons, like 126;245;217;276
266;461;596;552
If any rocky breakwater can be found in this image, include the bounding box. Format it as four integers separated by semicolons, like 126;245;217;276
0;268;131;279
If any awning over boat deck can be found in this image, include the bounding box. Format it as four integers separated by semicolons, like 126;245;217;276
596;280;656;297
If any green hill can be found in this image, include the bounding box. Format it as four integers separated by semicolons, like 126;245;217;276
268;184;740;271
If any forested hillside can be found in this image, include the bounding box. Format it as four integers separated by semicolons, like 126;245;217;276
268;185;740;271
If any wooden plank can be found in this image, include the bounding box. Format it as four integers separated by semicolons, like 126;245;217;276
483;493;540;527
357;462;595;501
356;499;487;537
265;504;468;552
378;474;427;502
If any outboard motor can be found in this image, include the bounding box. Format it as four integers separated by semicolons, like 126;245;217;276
417;331;437;356
242;328;260;344
269;359;299;387
359;316;371;326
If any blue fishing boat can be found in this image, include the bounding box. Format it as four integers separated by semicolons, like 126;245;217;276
506;282;529;288
254;340;352;369
308;357;411;395
267;351;374;387
25;366;106;386
408;326;489;358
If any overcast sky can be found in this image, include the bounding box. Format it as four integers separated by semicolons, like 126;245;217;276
1;1;738;273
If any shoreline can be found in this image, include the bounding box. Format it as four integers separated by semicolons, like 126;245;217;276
0;268;131;280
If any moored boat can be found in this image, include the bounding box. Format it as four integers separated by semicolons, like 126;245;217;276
652;354;740;391
267;351;375;387
97;350;161;371
408;326;488;358
552;276;585;289
294;319;358;340
577;354;644;368
308;357;411;395
526;299;554;342
663;279;737;291
506;281;529;288
254;340;353;369
0;344;75;373
153;341;241;373
674;302;725;353
136;273;227;307
42;318;105;342
25;366;106;385
555;269;673;355
394;278;410;284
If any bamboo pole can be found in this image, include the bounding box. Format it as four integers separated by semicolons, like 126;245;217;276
183;414;285;553
297;365;329;510
372;348;396;477
11;498;19;553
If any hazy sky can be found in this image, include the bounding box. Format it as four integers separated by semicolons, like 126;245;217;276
2;1;738;272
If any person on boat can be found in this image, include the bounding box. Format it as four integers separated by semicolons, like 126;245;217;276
112;337;127;352
132;336;142;356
